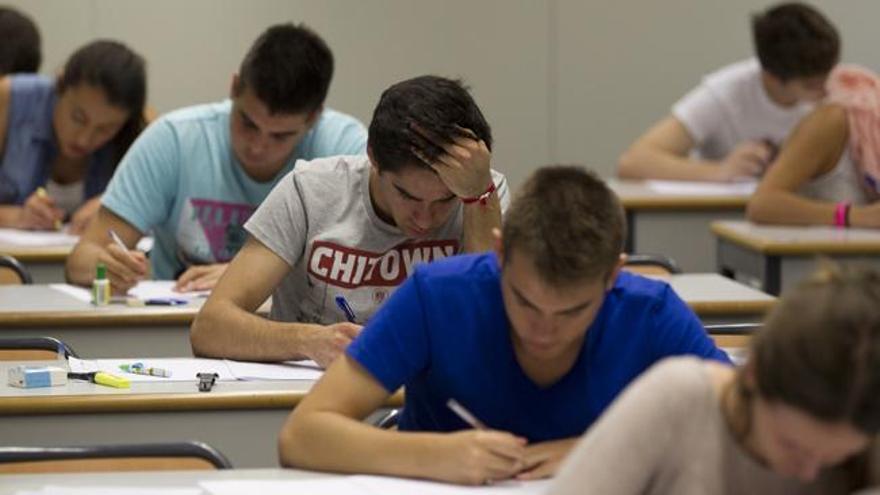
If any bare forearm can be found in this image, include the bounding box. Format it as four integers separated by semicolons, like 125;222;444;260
0;205;21;228
461;194;502;253
618;147;723;181
191;299;314;361
65;240;104;286
747;189;837;226
281;411;441;478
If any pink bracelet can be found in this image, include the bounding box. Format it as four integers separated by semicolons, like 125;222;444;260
834;201;851;228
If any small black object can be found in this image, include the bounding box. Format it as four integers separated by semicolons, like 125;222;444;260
197;372;218;392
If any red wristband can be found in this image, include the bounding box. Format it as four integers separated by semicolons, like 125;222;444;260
461;181;497;205
834;201;851;228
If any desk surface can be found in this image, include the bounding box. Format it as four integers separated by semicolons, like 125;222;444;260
1;275;772;329
0;244;70;262
712;220;880;255
665;273;775;315
609;179;752;210
0;360;322;416
0;285;204;327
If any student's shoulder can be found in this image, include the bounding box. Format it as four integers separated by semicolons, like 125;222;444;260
316;107;366;130
635;356;717;408
413;252;499;285
291;154;369;183
157;100;231;130
704;58;760;86
5;74;52;109
612;271;676;306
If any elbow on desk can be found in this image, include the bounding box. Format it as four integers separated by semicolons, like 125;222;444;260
190;309;220;357
745;192;776;224
617;148;647;179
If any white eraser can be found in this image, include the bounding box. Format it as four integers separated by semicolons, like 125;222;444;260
8;365;68;388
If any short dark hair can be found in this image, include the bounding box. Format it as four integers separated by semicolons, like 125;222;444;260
752;2;840;81
234;23;333;115
502;166;626;286
0;6;41;74
57;40;147;165
368;75;492;174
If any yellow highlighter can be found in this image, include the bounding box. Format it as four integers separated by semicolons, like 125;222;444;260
68;371;130;389
36;187;62;230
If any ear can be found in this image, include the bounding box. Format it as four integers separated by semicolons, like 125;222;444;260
605;253;626;291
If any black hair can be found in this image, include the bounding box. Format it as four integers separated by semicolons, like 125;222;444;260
57;39;147;165
368;75;492;174
234;23;333;115
0;6;41;74
752;2;840;81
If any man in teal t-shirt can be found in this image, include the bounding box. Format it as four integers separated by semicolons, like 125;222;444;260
66;23;366;292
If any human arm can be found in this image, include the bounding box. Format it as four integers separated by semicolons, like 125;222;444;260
0;189;64;229
190;236;360;365
618;115;771;182
68;195;103;234
279;354;527;485
412;126;501;252
746;104;880;227
65;205;147;293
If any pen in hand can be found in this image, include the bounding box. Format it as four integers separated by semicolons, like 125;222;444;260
108;228;140;264
447;398;488;430
334;295;358;323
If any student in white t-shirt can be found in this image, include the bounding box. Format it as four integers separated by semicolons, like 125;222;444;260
190;76;508;367
618;2;839;183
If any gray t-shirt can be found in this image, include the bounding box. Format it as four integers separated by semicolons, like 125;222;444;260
245;154;509;325
552;357;874;495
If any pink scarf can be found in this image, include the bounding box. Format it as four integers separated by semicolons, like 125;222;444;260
827;64;880;193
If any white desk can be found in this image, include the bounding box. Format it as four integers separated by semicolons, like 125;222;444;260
610;179;751;272
712;220;880;295
665;273;775;325
0;360;317;469
0;285;203;357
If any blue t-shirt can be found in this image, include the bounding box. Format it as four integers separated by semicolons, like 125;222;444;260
0;74;115;205
102;100;367;280
348;253;731;442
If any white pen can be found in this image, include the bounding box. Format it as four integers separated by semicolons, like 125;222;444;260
447;398;488;430
108;228;138;264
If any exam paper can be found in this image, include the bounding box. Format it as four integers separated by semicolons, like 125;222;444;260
224;359;323;381
49;281;209;304
0;227;78;247
645;179;757;196
200;476;552;495
68;357;236;382
14;486;201;495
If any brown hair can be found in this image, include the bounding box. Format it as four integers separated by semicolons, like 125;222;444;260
727;262;880;443
752;2;840;81
501;165;625;286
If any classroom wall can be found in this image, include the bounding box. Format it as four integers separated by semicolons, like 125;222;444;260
6;0;880;191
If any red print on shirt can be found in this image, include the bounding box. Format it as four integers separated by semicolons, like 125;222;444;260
307;239;459;289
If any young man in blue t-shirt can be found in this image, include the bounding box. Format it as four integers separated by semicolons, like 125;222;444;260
66;23;366;292
279;166;731;485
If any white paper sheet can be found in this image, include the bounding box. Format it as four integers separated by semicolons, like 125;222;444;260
224;359;323;381
200;477;551;495
49;283;93;303
68;357;235;382
14;487;200;495
0;227;78;247
645;179;757;196
127;280;210;301
49;281;208;304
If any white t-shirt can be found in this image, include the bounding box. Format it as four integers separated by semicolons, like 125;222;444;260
244;155;509;325
673;58;815;161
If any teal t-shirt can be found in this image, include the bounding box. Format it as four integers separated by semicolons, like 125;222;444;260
101;100;367;279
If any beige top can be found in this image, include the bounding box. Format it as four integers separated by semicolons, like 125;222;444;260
551;357;871;495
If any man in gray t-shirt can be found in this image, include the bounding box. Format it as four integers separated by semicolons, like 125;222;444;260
191;76;509;367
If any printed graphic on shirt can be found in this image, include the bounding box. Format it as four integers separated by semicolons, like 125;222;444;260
307;239;459;289
175;198;255;266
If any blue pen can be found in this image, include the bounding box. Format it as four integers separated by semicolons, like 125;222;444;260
334;295;358;323
145;297;189;306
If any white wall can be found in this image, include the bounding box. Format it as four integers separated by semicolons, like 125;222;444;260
6;0;879;190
